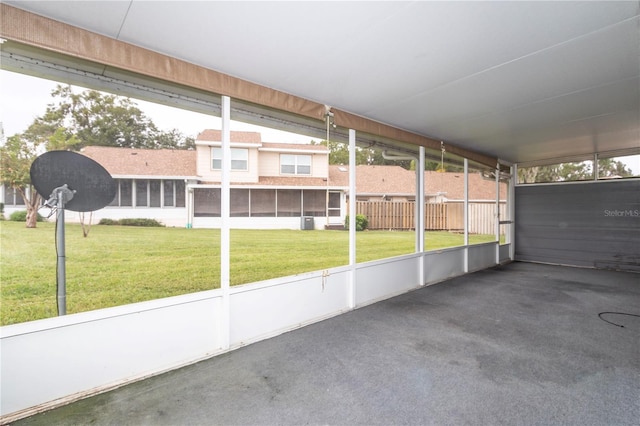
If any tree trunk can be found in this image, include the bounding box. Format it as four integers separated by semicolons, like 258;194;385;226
79;212;93;237
18;186;42;228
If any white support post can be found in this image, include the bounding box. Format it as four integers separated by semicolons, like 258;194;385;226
495;163;500;264
348;129;357;308
220;95;231;350
416;146;425;253
509;165;516;261
417;146;425;285
186;186;193;229
463;158;469;273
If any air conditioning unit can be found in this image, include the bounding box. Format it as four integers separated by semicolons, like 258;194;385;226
300;216;314;230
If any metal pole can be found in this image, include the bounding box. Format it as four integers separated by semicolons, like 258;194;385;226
56;190;66;316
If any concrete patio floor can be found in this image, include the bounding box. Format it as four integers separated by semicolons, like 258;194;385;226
14;262;639;425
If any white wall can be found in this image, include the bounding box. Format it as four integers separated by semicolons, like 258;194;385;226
192;216;330;230
65;207;188;227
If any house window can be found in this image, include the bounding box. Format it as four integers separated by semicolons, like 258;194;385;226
276;189;301;217
194;188;221;217
163;180;174;207
111;179;178;207
230;188;250;217
251;189;276;217
280;154;311;175
174;180;185;207
303;190;325;217
212;148;248;171
135;180;148;207
149;180;161;207
3;185;25;206
162;180;186;207
119;180;133;207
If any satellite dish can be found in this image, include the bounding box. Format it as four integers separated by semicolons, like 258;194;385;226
30;150;116;212
30;150;116;316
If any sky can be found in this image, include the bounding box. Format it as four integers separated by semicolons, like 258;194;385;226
0;69;318;144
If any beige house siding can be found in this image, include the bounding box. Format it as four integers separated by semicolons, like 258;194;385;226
195;144;260;184
195;144;212;180
312;154;328;178
257;150;281;177
258;148;329;179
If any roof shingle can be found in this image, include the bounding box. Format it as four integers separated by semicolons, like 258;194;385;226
81;146;197;177
196;129;262;143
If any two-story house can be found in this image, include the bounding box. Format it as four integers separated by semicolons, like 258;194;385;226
190;129;344;229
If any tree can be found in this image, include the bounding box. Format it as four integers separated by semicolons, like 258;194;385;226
39;85;193;150
0;128;79;228
597;158;634;178
321;140;369;165
518;159;633;183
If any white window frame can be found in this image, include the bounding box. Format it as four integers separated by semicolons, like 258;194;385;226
280;154;312;175
212;147;248;171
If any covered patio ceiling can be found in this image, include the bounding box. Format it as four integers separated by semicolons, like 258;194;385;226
2;1;639;165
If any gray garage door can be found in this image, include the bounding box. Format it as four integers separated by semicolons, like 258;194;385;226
515;180;639;272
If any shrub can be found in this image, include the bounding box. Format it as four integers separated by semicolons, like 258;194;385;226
9;210;44;222
99;218;164;227
119;218;164;227
345;214;368;231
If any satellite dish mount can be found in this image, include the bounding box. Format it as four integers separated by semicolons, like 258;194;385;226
31;151;116;316
44;184;76;315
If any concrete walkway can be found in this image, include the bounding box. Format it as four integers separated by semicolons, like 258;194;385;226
16;262;640;425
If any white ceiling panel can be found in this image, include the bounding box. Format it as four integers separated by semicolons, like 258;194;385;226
5;0;131;39
4;1;639;164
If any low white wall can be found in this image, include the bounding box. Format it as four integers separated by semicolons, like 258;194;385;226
0;291;222;420
192;216;330;230
66;208;188;228
355;254;421;307
424;247;466;284
0;243;500;423
230;268;351;347
468;242;498;272
499;244;511;263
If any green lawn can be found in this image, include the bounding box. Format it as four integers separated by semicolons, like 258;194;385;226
0;221;498;325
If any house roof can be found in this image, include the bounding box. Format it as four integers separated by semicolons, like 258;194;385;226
81;146;197;177
260;142;328;153
425;171;507;201
257;176;329;187
329;165;416;195
329;165;507;200
80;146;506;198
196;129;262;143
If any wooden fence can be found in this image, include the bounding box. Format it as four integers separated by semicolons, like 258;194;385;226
355;201;506;233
